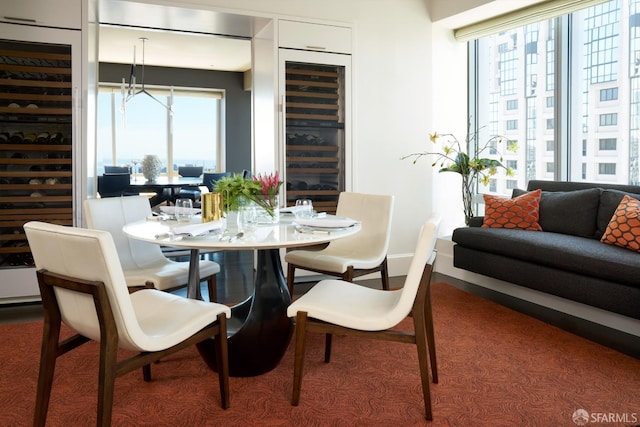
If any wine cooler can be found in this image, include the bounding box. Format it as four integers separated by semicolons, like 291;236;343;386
0;22;81;301
280;50;351;214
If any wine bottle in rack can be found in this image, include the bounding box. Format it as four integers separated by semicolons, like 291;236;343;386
9;131;23;144
50;132;64;144
36;132;50;144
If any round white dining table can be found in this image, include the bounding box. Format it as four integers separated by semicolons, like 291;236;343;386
123;215;360;377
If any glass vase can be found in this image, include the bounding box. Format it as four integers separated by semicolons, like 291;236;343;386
254;194;280;224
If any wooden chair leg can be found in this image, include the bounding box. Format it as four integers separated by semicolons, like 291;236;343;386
287;263;296;297
33;317;62;427
214;313;230;409
342;266;354;283
413;306;433;421
207;275;217;302
380;257;390;290
142;364;152;382
292;312;309;406
97;334;119;427
424;283;438;383
324;333;333;363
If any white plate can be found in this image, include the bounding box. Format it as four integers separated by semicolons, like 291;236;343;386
170;220;224;236
294;215;359;228
295;224;356;233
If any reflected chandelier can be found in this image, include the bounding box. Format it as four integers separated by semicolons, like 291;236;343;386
121;37;173;114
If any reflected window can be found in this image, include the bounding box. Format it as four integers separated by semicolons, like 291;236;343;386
97;85;222;175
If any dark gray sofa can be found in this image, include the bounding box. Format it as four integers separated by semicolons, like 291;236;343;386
452;180;640;320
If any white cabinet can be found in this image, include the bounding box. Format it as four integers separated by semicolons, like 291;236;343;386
278;20;351;54
0;0;82;30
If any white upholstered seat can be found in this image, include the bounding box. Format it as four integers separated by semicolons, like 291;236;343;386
24;221;231;426
84;196;221;300
285;192;394;295
287;216;440;420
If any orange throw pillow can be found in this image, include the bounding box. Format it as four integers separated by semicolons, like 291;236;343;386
482;189;543;231
600;195;640;252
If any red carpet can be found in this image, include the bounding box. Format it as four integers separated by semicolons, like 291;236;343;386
1;282;638;426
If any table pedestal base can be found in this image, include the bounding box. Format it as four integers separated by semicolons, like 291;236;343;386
197;248;293;377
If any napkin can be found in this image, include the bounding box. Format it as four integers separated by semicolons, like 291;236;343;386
295;215;359;228
160;205;201;215
280;205;306;214
171;220;224;236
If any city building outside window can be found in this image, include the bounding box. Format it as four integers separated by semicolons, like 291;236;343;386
599;162;617;175
599;138;618;150
600;87;619;101
546;140;555;151
546;162;555;173
471;0;638;191
599;113;618;126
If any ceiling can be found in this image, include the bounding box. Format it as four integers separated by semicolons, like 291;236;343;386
433;0;548;28
98;0;253;72
98;0;548;72
99;26;252;72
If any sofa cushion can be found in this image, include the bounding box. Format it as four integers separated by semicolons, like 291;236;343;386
601;195;640;253
596;189;640;239
512;188;600;238
452;226;640;287
482;189;542;231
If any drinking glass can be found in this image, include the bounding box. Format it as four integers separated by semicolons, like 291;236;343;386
238;205;257;233
175;198;193;223
295;199;313;219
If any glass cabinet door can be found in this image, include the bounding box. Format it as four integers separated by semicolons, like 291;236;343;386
0;34;76;270
280;50;351;214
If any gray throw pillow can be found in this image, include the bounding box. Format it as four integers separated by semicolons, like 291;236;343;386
512;188;601;238
596;189;640;239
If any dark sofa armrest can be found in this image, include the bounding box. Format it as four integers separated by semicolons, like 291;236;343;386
468;216;484;227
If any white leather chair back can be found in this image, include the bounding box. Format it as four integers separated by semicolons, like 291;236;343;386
331;192;394;261
24;221;149;350
84;196;164;270
392;216;440;322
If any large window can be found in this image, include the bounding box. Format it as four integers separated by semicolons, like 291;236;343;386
472;0;639;192
97;85;223;176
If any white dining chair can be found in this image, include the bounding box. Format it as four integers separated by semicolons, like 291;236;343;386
24;221;231;426
84;195;221;301
287;216;440;420
285;192;394;296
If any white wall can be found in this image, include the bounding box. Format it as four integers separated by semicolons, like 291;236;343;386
138;0;437;274
430;23;470;236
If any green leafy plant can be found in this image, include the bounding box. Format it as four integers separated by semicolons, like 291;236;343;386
403;123;518;223
214;172;283;216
